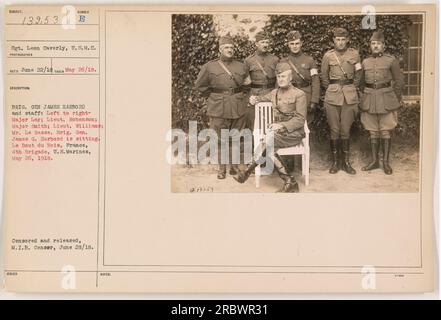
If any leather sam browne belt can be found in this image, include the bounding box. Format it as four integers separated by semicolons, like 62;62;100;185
251;81;276;89
211;87;243;94
274;106;296;117
364;81;392;89
329;79;354;85
292;80;311;88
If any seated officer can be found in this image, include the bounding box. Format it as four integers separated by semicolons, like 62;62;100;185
233;62;307;193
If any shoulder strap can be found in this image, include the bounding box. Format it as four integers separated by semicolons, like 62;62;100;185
254;57;269;78
217;60;240;87
332;51;348;79
217;60;233;77
287;59;306;81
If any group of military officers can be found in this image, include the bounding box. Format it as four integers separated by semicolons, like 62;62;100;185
194;27;404;192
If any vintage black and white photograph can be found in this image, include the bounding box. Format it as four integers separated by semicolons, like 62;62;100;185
170;13;424;193
2;4;435;294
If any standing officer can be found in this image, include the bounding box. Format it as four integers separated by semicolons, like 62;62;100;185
360;30;404;175
280;30;320;124
233;62;307;193
244;31;279;131
195;35;251;179
321;27;362;175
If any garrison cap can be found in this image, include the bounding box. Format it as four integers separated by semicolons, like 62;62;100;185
287;30;302;42
255;31;270;42
219;35;234;46
370;30;385;42
275;62;292;74
333;27;349;37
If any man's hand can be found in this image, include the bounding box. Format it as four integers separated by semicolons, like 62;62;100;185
268;123;285;132
310;102;318;112
249;95;258;105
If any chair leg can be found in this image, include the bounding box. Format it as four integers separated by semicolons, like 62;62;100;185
255;165;261;188
305;148;310;186
302;154;305;177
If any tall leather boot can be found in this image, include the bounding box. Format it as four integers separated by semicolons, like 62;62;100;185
361;138;380;171
234;144;267;183
341;139;356;175
217;164;226;179
329;139;339;174
233;161;258;183
382;138;393;175
274;154;299;193
284;156;295;174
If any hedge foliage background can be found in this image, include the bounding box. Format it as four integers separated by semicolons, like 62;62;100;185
172;14;419;143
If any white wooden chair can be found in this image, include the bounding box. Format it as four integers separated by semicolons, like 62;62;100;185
253;101;310;188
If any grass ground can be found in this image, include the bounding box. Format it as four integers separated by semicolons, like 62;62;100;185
171;141;419;193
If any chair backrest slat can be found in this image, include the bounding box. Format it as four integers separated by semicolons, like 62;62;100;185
255;102;272;136
270;108;274;128
254;102;274;135
255;102;309;148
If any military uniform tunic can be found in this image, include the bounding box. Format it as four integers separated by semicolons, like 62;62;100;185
256;84;307;148
244;52;279;130
320;48;362;139
195;57;250;119
360;53;404;132
280;52;320;107
195;57;251;164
